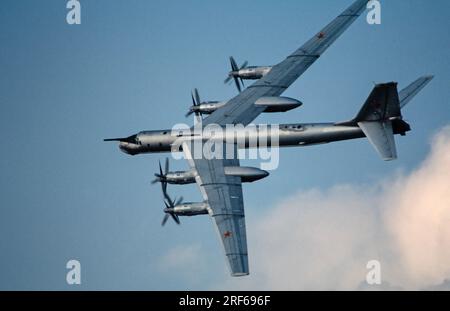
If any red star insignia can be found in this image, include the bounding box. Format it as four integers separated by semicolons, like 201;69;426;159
224;231;232;238
317;32;325;39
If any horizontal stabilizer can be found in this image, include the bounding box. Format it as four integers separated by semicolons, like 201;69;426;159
399;75;434;108
358;121;397;161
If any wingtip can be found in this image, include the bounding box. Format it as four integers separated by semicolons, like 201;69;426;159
231;272;250;277
383;156;398;162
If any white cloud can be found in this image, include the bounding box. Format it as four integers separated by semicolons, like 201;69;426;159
158;243;209;283
218;126;450;290
160;244;203;268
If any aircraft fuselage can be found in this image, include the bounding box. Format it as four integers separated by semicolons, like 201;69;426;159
117;121;410;156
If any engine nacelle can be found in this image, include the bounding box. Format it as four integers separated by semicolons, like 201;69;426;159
224;166;269;183
255;96;303;113
166;202;209;217
165;169;196;185
166;167;269;184
191;101;226;115
237;66;272;80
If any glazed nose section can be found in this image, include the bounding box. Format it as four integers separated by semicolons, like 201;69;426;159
119;142;139;155
119;142;129;154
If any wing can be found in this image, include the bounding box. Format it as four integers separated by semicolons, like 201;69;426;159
182;142;249;276
178;0;368;276
203;0;368;126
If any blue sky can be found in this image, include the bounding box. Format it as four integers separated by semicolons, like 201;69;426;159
0;0;449;290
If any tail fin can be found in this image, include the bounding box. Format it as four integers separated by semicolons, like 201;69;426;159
353;76;433;161
354;82;401;123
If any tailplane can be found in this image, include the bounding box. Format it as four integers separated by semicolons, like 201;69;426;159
399;75;434;108
351;76;433;161
358;121;397;161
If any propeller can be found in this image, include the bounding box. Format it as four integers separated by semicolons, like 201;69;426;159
224;56;247;92
185;88;202;118
160;181;183;226
151;158;170;191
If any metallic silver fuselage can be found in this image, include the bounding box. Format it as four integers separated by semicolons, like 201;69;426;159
119;123;365;155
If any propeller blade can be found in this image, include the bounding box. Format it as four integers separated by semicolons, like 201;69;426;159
164;200;170;209
240;61;248;69
159;180;182;226
226;57;239;85
230;56;239;72
233;76;242;92
194;88;201;106
191;92;197;106
175;196;183;206
162;182;169;200
161;213;170;226
164;158;169;175
152;161;168;186
158;161;163;176
170;213;181;225
188;90;199;118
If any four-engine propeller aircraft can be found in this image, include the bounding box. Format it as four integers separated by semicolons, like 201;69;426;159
105;0;433;276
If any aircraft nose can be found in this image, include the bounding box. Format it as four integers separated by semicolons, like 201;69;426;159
119;142;137;155
119;142;129;153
